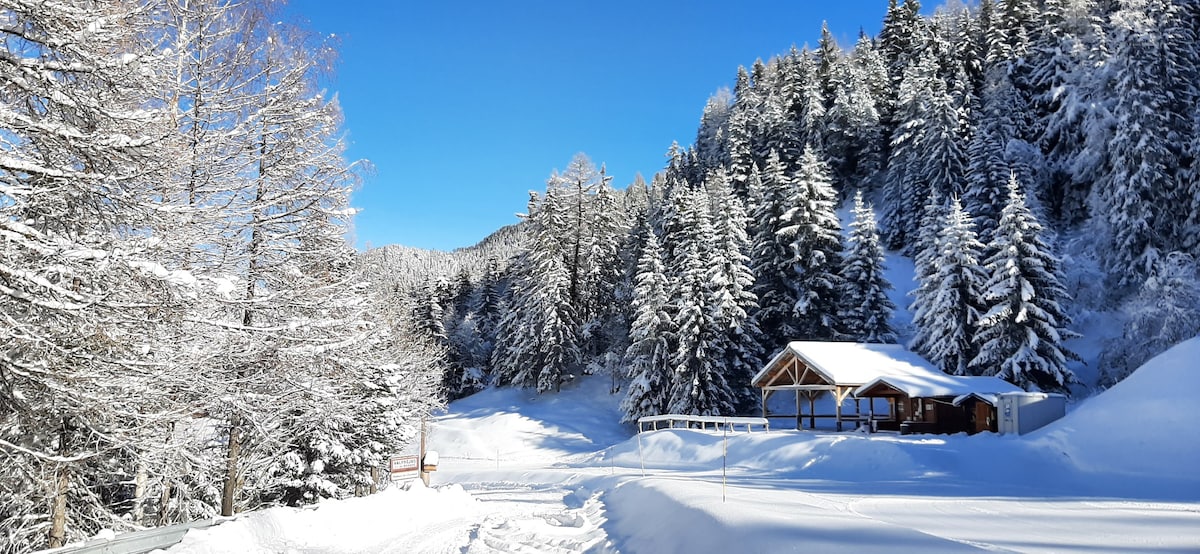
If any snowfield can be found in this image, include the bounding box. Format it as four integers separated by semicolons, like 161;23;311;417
167;339;1200;553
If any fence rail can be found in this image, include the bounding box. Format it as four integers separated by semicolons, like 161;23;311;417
39;517;226;554
637;414;769;433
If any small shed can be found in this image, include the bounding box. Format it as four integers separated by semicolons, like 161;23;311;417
751;342;951;430
856;374;1022;434
993;392;1067;435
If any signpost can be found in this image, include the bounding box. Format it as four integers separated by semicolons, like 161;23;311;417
389;455;420;482
389;418;438;486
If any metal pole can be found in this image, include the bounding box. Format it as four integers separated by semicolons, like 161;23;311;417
637;429;645;477
722;424;728;503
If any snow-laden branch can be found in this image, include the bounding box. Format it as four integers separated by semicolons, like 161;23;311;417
0;438;99;464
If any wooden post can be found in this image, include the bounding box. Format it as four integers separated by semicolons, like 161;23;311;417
855;398;861;429
419;418;430;487
836;391;843;432
795;391;802;430
808;394;816;430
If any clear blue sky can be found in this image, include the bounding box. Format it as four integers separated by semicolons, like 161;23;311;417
285;1;895;252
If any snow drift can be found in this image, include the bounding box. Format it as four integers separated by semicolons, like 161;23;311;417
1034;336;1200;482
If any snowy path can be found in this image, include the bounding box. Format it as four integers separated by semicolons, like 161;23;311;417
373;470;613;554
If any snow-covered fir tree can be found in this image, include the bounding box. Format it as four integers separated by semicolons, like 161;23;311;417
491;189;580;392
973;176;1079;392
749;153;801;349
840;191;898;344
911;198;987;376
785;146;846;340
882;53;938;251
705;170;764;411
1091;0;1194;285
825;38;886;197
667;188;735;416
620;227;674;422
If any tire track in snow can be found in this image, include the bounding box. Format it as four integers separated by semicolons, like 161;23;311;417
459;483;612;554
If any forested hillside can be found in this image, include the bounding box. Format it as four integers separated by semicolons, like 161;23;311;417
399;0;1200;419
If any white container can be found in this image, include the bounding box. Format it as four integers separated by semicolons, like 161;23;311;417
997;392;1067;435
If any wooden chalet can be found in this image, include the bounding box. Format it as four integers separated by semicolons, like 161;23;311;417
855;375;1021;434
752;342;1022;434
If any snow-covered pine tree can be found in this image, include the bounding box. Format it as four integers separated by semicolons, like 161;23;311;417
580;181;630;363
816;22;842;106
1091;0;1193;285
620;226;674;422
906;189;945;358
490;188;580;392
914;71;969;205
1028;0;1108;224
881;53;937;252
974;175;1080;392
415;279;449;343
841;191;898;344
785;146;846;340
695;88;734;175
705;170;764;411
725;67;760;197
667;188;735;416
878;0;927;143
911;198;988;376
749;152;800;349
964;67;1024;244
826;42;885;198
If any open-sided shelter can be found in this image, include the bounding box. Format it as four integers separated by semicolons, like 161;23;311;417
752;342;948;430
752;342;1031;434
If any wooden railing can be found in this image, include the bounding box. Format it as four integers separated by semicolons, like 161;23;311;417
637;414;770;433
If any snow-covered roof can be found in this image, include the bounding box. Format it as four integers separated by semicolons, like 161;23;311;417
752;341;945;387
856;374;1022;399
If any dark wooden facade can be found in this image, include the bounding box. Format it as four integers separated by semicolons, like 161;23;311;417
856;381;991;435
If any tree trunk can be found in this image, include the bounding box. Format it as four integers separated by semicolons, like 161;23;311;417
221;415;242;517
158;422;175;526
48;419;71;548
132;459;147;524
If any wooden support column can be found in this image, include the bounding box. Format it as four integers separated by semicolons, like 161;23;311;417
795;390;802;430
836;388;843;432
808;394;816;430
854;398;861;429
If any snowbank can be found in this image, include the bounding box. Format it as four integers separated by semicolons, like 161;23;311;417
1034;336;1200;485
166;483;477;553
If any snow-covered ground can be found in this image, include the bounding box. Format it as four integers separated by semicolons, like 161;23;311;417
167;340;1200;553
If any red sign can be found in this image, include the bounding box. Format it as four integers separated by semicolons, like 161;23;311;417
389;455;419;481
